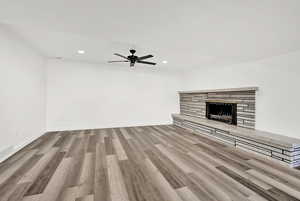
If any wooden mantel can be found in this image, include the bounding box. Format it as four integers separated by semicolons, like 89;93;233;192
178;86;259;94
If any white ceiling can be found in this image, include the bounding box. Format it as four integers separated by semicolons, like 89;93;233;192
1;0;300;70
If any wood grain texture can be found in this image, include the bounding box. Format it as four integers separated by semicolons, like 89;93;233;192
1;125;300;201
25;151;66;196
176;187;202;201
107;155;129;201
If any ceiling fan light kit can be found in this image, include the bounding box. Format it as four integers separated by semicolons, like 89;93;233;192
108;49;156;68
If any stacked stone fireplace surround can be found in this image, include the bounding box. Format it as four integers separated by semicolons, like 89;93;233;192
172;87;300;168
179;89;256;129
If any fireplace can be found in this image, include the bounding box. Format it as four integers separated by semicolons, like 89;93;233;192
206;102;237;125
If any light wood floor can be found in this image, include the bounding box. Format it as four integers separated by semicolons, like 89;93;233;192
1;125;300;201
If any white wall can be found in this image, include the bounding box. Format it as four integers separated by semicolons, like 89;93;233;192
46;60;181;131
182;51;300;138
0;24;46;161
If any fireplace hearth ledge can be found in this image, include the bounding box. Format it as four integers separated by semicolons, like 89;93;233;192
172;113;300;168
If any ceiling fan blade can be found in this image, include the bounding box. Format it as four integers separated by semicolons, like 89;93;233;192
114;53;128;60
137;61;156;65
130;62;134;67
137;55;153;61
108;60;129;63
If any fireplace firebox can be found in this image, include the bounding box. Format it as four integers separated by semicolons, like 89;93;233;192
206;102;237;125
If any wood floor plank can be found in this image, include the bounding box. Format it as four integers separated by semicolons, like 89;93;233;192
23;135;52;153
152;127;189;153
145;149;187;189
53;132;69;147
37;135;61;155
197;150;273;193
1;125;300;201
194;142;251;171
145;127;174;147
38;157;72;201
127;127;154;151
176;187;202;201
169;130;199;145
99;129;108;143
107;155;129;201
94;142;110;201
112;129;128;161
185;173;219;201
119;160;149;201
0;149;38;185
155;144;193;173
171;126;203;144
0;151;41;201
105;135;115;156
25;151;65;196
267;187;300;201
75;194;94;201
248;194;269;201
59;187;78;201
19;148;59;184
253;157;300;180
188;170;240;201
127;139;148;161
247;159;300;191
117;130;168;201
187;152;254;200
217;165;299;201
137;129;161;145
65;137;80;157
65;136;88;187
7;182;31;201
143;158;184;201
60;134;75;154
77;153;95;197
87;134;98;153
0;149;30;173
247;169;300;200
21;194;42;201
119;128;132;140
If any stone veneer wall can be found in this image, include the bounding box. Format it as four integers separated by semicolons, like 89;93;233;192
180;90;256;129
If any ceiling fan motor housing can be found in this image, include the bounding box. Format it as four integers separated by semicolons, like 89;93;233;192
109;49;156;67
128;55;138;63
130;49;136;55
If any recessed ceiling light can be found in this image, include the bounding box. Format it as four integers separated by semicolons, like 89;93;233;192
77;50;85;54
162;60;168;64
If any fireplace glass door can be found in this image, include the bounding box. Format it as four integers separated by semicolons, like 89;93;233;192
206;102;237;125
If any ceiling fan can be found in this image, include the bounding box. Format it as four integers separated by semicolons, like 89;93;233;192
108;49;156;67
